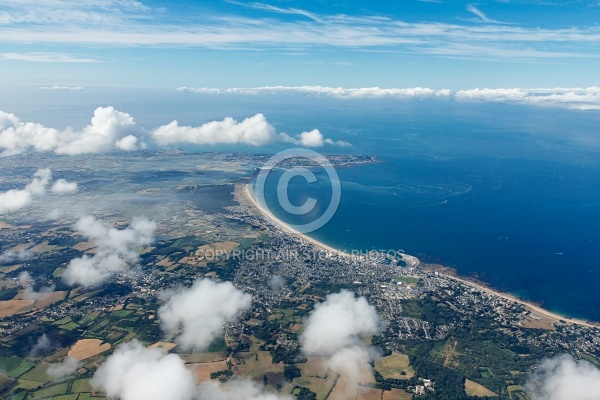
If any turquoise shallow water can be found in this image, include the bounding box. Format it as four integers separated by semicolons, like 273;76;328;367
257;101;600;322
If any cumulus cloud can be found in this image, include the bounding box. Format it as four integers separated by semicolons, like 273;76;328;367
153;114;275;146
0;106;140;156
62;216;156;287
0;249;31;265
199;379;292;400
92;340;197;400
158;278;252;351
301;290;382;397
0;168;51;214
526;354;600;400
47;356;81;380
301;290;381;355
153;114;349;148
93;339;290;400
50;179;78;194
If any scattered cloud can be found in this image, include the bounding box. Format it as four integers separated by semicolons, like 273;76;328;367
466;4;500;23
0;106;141;156
177;85;600;110
0;249;31;264
526;354;600;400
62;216;156;287
18;271;56;301
51;179;78;195
158;278;252;351
39;86;84;90
91;340;197;400
268;275;286;289
199;379;292;400
92;338;290;400
455;86;600;110
0;168;51;214
47;356;81;380
1;3;599;61
301;290;382;397
0;52;97;63
177;86;452;99
30;333;53;357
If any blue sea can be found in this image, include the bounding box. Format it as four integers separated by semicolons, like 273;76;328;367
256;99;600;322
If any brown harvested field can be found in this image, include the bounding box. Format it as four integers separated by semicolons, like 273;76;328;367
329;366;375;400
0;221;16;229
156;257;174;268
180;352;228;363
68;339;111;361
233;347;283;379
382;388;413;400
294;357;337;399
519;314;556;330
465;379;498;397
375;352;414;380
357;387;384;400
0;299;34;317
196;241;239;260
148;342;177;352
188;361;229;382
73;241;95;252
0;264;23;273
34;291;66;309
29;241;56;253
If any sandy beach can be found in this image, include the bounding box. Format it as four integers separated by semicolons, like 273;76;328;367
239;183;600;330
242;184;350;257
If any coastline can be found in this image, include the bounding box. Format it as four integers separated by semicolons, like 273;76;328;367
238;183;600;330
241;183;350;257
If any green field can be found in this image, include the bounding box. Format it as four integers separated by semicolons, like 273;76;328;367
393;276;420;284
0;356;35;379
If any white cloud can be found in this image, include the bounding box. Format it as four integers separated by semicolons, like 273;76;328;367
18;271;56;301
0;52;97;63
455;87;600;110
30;333;53;357
39;86;84;90
62;216;156;287
0;106;141;156
300;291;382;397
301;290;381;355
0;249;32;264
47;356;81;380
92;340;197;400
199;379;292;400
0;168;51;214
158;278;252;351
177;86;452;99
152;113;347;147
51;179;78;195
1;2;600;61
152;114;276;146
526;354;600;400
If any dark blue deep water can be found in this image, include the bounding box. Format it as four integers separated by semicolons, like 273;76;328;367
258;100;600;322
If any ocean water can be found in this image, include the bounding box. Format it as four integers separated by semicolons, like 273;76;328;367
258;100;600;322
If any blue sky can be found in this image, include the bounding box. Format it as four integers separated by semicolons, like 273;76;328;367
1;0;600;89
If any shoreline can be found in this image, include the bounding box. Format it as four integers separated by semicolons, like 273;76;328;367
238;183;600;330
